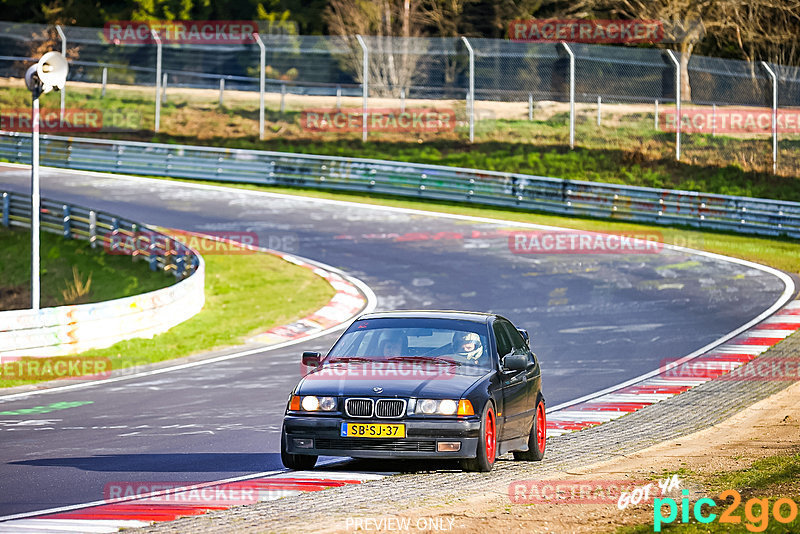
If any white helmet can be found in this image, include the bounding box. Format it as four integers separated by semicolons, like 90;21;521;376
455;332;483;361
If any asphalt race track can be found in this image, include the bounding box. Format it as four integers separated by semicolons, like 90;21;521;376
0;164;789;517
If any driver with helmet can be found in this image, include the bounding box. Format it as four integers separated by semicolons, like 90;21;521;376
453;331;484;363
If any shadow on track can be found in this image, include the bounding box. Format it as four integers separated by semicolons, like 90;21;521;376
9;453;280;472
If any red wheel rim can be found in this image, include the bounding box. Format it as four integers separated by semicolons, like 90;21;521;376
485;408;496;462
536;401;546;452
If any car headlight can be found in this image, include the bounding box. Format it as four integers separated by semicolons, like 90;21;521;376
416;399;459;415
418;399;438;414
301;396;320;411
293;395;337;412
319;396;337;411
438;399;458;415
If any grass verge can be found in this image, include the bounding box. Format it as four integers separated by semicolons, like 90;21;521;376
0;225;173;310
0;233;335;388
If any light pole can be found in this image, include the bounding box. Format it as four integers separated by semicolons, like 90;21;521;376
24;51;68;311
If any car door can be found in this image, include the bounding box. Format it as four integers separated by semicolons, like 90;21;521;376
494;319;528;440
502;321;540;435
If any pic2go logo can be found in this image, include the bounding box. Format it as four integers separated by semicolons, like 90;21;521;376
654;489;799;532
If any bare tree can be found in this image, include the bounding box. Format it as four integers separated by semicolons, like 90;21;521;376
325;0;427;97
577;0;800;100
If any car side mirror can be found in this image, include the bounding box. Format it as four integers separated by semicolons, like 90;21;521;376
302;351;321;367
503;353;528;371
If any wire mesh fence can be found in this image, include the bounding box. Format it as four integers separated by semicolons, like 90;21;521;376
1;20;798;178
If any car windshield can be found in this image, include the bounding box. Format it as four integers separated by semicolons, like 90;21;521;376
326;317;493;370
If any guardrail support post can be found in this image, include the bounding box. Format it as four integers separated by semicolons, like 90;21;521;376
254;33;266;141
62;205;71;238
2;193;8;227
56;25;66;121
356;34;368;142
219;78;225;106
101;67;107;98
560;41;575;149
280;82;286;114
761;61;778;173
89;210;97;248
151;29;162;133
461;36;475;144
665;50;681;161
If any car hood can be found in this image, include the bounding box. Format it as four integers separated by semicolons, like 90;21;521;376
296;363;489;398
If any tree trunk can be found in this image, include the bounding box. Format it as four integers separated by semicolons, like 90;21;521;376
679;39;693;103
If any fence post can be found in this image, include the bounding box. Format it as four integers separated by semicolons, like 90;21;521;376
529;93;533;121
665;50;681;161
356;34;368;142
280;82;286;114
151;29;162;133
254;33;265;141
712;104;716;137
461;36;475;144
161;73;168;103
336;85;342;110
597;96;602;126
400;87;406;113
101;67;107;98
56;25;66;121
219;78;225;106
654;99;659;130
761;61;778;173
560;41;575;149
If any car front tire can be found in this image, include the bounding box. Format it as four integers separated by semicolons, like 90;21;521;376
280;427;318;470
513;395;546;461
461;402;497;472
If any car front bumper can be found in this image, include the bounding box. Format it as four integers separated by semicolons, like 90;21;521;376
283;415;481;459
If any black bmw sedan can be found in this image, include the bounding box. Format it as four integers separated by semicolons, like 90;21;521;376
281;310;546;472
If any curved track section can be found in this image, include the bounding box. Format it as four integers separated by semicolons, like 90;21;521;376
0;164;791;519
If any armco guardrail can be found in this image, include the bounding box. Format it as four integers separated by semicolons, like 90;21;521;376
1;132;799;239
0;190;204;357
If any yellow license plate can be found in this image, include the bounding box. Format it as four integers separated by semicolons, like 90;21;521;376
341;422;405;438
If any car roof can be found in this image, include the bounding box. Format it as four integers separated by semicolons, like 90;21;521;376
355;310;496;324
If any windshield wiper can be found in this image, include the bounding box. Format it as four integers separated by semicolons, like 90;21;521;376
327;356;374;363
387;356;462;366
